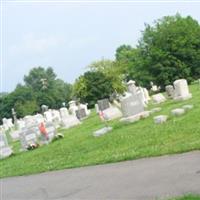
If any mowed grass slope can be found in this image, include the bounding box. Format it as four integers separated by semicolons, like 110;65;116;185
0;83;200;178
168;194;200;200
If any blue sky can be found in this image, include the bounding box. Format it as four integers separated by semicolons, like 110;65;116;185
1;1;200;92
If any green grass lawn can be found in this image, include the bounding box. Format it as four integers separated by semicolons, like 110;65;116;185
168;194;200;200
1;83;200;178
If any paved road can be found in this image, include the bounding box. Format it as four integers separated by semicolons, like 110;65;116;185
1;151;200;200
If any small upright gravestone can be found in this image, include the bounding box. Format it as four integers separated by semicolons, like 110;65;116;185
97;98;122;121
44;110;53;123
165;85;175;98
152;93;166;104
43;122;57;142
0;132;13;159
59;107;81;129
173;79;192;101
97;99;110;111
68;101;78;115
19;125;39;150
76;108;87;120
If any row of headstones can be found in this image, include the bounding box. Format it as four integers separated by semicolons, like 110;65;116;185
0;101;90;132
0;103;91;159
94;80;151;122
2;102;91;140
154;105;193;124
152;79;192;104
93;78;192;136
0;121;57;159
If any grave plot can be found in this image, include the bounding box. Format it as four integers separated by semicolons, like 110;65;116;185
120;80;149;123
76;108;87;120
97;98;122;121
0;132;13;159
44;122;57;142
19;125;39;150
173;79;192;101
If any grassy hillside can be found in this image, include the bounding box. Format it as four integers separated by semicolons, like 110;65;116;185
0;83;200;178
168;194;200;200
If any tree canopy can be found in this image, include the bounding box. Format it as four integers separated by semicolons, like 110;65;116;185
0;67;72;121
1;14;200;122
73;71;115;107
116;14;200;88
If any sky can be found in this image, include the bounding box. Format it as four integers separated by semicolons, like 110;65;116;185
1;1;200;92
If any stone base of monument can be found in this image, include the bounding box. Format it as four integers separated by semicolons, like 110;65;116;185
120;111;150;123
174;93;192;101
150;107;162;114
171;108;185;116
0;147;13;159
93;127;113;137
103;107;122;121
61;116;81;129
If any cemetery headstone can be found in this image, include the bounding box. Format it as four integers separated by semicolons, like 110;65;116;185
79;103;91;116
154;115;168;124
93;127;113;137
97;99;110;111
60;107;69;118
102;106;122;121
60;107;81;129
182;104;193;111
165;85;175;98
69;101;78;115
171;108;185;116
0;132;13;159
51;110;61;128
19;125;39;150
120;80;149;123
95;104;99;113
137;87;147;107
143;88;151;102
44;110;53;123
173;79;192;101
44;122;56;142
76;108;87;120
152;93;166;104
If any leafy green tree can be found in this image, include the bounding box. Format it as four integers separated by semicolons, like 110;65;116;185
116;14;200;89
0;85;37;120
0;67;73;121
24;67;56;91
88;59;125;93
73;71;114;107
139;14;200;87
23;67;72;108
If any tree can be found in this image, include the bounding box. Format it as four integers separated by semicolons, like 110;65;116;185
0;67;73;121
88;59;125;93
24;67;56;91
0;85;37;120
116;14;200;89
23;67;72;108
73;71;114;107
138;14;200;88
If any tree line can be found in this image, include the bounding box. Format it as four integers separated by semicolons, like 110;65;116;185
1;14;200;121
